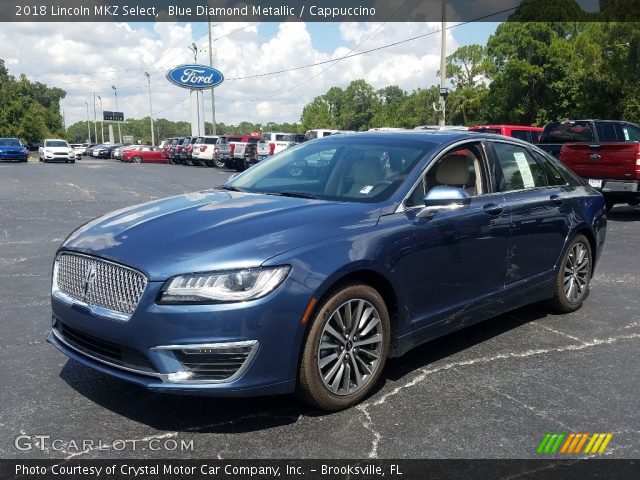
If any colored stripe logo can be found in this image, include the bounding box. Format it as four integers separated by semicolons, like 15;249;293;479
537;433;612;454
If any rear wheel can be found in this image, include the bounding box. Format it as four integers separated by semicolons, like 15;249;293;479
297;284;390;410
215;159;226;168
548;235;592;313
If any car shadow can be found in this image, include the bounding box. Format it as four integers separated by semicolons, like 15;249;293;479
59;304;551;433
383;304;550;382
607;205;640;222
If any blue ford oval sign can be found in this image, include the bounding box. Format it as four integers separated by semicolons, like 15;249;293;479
166;64;224;90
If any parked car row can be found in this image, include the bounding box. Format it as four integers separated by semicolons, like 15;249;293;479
161;132;308;171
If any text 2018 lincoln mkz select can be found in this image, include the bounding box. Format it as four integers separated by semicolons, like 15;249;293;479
47;131;606;410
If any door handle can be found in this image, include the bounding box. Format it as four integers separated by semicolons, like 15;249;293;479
483;203;504;216
550;194;564;205
590;153;601;160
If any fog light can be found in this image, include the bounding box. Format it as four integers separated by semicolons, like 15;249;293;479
166;371;193;382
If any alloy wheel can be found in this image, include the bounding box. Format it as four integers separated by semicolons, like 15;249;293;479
317;299;384;396
563;241;590;303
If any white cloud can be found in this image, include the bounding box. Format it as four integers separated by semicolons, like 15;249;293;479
0;21;459;130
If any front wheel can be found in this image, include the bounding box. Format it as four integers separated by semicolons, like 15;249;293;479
215;159;226;168
297;284;390;410
132;156;142;164
548;235;592;313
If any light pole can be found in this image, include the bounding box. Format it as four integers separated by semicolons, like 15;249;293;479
93;92;98;144
145;72;155;146
97;95;104;144
432;1;448;126
438;0;446;126
83;101;91;143
111;85;122;144
208;16;217;135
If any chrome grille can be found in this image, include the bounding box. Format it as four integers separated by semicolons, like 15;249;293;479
54;252;147;318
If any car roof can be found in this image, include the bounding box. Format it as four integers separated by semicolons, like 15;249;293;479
317;130;544;148
469;125;543;130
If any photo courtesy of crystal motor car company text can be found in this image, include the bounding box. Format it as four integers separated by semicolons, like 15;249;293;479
1;0;639;478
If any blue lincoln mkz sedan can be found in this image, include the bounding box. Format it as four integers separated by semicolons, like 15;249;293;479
48;131;606;410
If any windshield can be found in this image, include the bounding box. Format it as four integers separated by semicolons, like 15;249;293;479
226;136;434;203
0;139;21;146
45;141;69;148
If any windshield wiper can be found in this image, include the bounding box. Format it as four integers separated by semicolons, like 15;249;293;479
274;191;319;199
219;185;244;192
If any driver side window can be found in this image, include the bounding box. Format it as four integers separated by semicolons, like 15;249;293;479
406;144;486;207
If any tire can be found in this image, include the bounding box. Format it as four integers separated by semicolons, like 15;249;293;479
70;160;75;164
132;156;142;164
215;159;226;169
169;157;177;165
547;234;592;313
297;284;390;410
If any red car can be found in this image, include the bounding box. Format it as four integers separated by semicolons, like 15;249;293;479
123;146;168;164
468;125;543;144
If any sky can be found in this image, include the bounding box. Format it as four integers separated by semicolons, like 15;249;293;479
0;21;499;128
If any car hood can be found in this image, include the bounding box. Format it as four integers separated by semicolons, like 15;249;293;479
61;190;382;281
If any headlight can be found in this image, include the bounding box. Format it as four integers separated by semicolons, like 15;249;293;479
158;266;290;304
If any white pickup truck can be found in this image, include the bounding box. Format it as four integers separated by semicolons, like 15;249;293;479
259;132;300;156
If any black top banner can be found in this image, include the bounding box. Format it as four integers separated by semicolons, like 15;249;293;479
4;0;640;23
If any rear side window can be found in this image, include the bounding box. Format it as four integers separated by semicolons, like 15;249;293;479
532;151;568;186
511;130;538;143
541;122;594;143
616;123;640;142
493;143;548;191
204;138;218;145
597;122;618;142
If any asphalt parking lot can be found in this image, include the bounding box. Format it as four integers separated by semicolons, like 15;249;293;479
0;158;638;459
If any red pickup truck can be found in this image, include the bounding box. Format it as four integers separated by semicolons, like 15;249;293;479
539;120;640;210
468;125;543;144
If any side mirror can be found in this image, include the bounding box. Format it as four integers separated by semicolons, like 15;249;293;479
416;186;471;219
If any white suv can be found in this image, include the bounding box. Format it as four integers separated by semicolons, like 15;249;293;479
193;136;224;167
39;139;75;163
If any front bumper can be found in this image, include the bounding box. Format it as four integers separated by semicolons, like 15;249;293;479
0;153;28;161
47;276;312;396
43;154;74;161
601;179;639;194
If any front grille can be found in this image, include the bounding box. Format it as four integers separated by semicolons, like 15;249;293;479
173;345;255;381
56;322;155;372
54;252;147;317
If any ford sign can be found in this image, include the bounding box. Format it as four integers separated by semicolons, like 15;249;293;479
166;64;224;90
